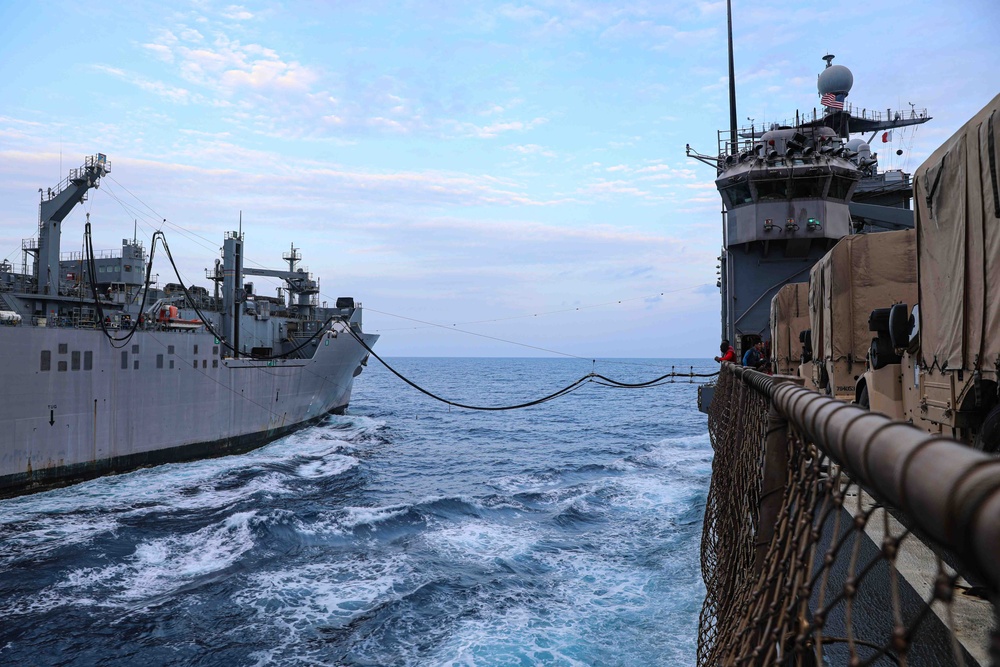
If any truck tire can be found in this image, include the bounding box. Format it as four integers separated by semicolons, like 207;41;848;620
973;405;1000;454
888;303;909;349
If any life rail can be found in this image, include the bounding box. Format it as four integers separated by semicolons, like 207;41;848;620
699;362;1000;666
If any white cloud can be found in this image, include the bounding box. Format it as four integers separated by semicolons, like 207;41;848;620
221;5;254;21
507;144;555;157
455;117;549;139
93;65;192;104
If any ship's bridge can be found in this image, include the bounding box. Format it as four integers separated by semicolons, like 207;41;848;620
715;128;860;248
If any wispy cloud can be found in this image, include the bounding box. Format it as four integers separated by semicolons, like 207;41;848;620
452;117;549;139
221;5;254;21
93;65;192;104
506;143;556;157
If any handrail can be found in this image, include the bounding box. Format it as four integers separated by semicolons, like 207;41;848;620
729;362;1000;592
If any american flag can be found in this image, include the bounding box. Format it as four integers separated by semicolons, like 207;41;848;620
821;92;844;110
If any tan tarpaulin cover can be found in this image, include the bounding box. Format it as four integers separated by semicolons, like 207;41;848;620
808;229;918;365
914;92;1000;373
770;282;809;375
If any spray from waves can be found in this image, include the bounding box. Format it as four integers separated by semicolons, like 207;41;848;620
0;414;383;566
233;554;414;667
1;509;281;619
232;431;708;665
1;359;713;666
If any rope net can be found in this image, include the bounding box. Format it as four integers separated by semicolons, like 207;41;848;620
699;364;1000;666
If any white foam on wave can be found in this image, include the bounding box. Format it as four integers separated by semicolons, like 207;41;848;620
637;432;712;465
600;474;689;514
342;504;411;528
424;520;539;567
0;515;120;570
63;510;263;602
488;471;559;495
432;603;593;667
2;414;374;522
289;500;417;538
0;424;369;570
1;459;287;528
0;509;272;620
233;553;411;666
295;454;357;479
508;540;700;664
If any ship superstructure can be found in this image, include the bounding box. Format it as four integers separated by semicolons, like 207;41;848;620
0;155;378;496
687;56;930;358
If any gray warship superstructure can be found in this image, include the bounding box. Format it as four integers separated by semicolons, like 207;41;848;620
687;55;930;360
0;154;378;496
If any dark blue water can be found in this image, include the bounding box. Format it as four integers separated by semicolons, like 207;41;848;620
0;358;714;666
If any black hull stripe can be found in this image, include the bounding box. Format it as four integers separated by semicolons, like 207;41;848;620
0;403;348;499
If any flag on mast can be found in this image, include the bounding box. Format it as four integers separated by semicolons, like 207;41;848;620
821;92;844;110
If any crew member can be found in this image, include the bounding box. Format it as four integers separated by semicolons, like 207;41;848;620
714;339;736;363
742;341;766;369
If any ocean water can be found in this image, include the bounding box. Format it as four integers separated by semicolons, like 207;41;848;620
0;358;715;666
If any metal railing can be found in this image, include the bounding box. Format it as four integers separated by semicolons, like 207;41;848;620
699;363;999;666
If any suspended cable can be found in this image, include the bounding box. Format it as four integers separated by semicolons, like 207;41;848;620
85;221;161;348
92;180;703;371
155;232;335;360
341;324;718;411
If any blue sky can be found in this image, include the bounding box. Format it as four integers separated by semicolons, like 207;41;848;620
1;0;997;357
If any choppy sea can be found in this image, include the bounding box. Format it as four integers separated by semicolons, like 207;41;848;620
0;357;715;666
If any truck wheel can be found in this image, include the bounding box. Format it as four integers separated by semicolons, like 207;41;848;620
973;405;1000;454
858;385;870;410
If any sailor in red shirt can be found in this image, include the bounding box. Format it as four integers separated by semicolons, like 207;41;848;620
714;339;737;363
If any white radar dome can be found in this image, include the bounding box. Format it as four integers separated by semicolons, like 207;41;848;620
818;64;854;96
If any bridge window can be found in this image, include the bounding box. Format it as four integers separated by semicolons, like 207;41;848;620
829;175;854;201
754;179;788;201
71;351;80;371
721;181;753;208
84;351;93;370
40;350;51;372
789;176;827;199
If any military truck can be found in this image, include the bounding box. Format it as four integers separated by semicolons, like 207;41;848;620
769;282;811;381
858;92;1000;451
804;228;917;399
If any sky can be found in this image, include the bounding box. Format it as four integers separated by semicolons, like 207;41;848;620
0;0;997;358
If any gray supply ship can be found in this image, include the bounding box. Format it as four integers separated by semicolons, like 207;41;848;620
0;154;378;497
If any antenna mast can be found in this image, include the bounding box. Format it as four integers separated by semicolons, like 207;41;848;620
726;0;738;155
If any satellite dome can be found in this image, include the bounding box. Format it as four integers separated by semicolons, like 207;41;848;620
818;63;854;96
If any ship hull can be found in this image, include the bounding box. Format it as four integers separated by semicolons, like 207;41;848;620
0;326;377;497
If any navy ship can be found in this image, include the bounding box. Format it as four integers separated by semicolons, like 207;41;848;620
0;154;378;496
687;55;930;365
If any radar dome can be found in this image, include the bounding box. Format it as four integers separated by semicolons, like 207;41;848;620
818;64;853;95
